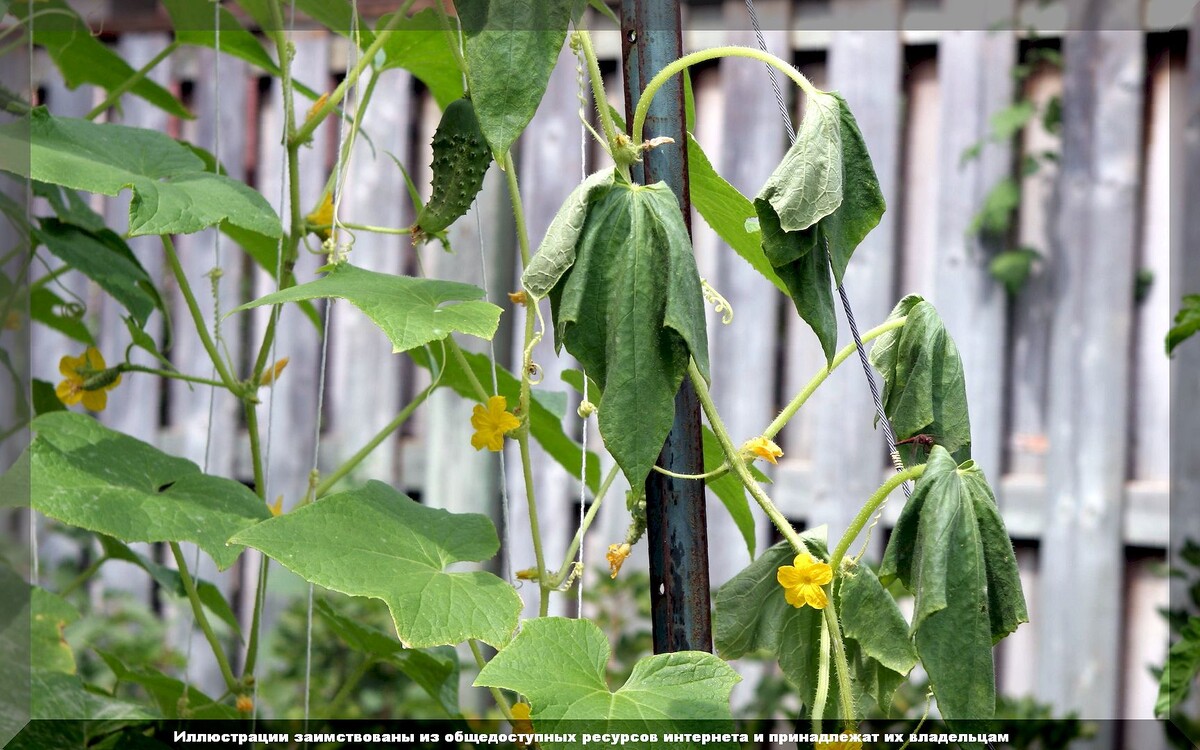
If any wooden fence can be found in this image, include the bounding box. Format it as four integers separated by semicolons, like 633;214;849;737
15;0;1196;742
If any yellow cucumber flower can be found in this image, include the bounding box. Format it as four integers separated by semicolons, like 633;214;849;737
510;701;534;736
260;357;289;387
606;543;632;579
470;395;520;452
816;740;862;750
777;552;832;610
306;190;334;240
56;347;121;411
743;436;783;464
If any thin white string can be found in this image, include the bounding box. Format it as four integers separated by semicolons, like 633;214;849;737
28;0;38;590
448;13;513;586
304;0;358;722
256;0;298;723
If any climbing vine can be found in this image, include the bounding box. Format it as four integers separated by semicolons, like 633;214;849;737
4;0;1028;745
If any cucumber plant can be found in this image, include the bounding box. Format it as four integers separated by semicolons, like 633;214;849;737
4;0;1028;744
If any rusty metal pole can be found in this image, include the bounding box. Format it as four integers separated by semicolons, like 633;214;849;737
619;0;712;654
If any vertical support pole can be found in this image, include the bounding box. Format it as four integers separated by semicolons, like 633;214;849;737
619;0;712;653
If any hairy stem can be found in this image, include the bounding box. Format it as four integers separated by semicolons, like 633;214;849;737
161;236;237;390
632;46;817;145
830;464;925;573
169;542;238;693
548;464;620;588
86;40;181;120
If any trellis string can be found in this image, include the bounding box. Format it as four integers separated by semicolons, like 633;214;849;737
303;0;361;722
574;34;589;615
742;0;910;499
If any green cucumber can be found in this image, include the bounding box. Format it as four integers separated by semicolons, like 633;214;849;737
414;97;491;236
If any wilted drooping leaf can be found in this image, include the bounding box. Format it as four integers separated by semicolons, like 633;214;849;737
879;446;1027;721
541;178;709;488
231;481;520;649
868;295;972;463
754;91;885;363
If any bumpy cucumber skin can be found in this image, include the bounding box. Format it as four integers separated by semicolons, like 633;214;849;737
415;98;491;235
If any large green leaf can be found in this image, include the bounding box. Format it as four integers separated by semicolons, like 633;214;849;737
29;412;270;570
375;9;466;110
230;480;520;649
407;346;601;493
233;262;501;353
867;296;972;463
97;652;237;720
879;446;1027;721
548;179;710;488
97;536;241;639
458;0;583;157
687;134;785;296
162;0;281;76
31;587;80;674
32;669;158;720
314;598;460;717
221;224;321;331
754;91;885;363
0;109;282;238
12;0;190;119
34;219;162;327
475;617;739;749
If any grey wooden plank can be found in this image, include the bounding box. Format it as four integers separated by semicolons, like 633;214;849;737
898;55;941;300
324;68;414;489
1121;555;1169;741
1129;52;1177;483
805;4;903;548
1037;3;1145;725
1170;3;1200;618
702;0;791;584
930;17;1016;493
1008;66;1062;478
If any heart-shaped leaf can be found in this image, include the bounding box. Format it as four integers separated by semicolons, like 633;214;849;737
475;617;739;749
0;109;282;238
230;480;520;649
29;412;270;570
879;446;1027;720
233;262;502;354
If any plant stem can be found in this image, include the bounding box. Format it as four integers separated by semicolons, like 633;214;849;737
687;360;807;556
576;30;617;149
446;336;490;402
169;542;239;693
651;463;727;481
469;639;514;721
631;46;818;145
240;550;270;678
829;464;925;573
548;464;620;588
812;612;832;729
291;3;415;147
325;655;375;717
762;316;907;442
59;556;106;597
86;40;181;120
823;603;855;726
161;236;238;391
330;221;412;235
502;151;532;267
313;383;435;497
118;364;230;390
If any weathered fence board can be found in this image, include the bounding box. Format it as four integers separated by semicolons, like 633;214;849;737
1037;1;1145;726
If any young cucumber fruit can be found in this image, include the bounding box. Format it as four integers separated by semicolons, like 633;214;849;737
413;97;491;237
